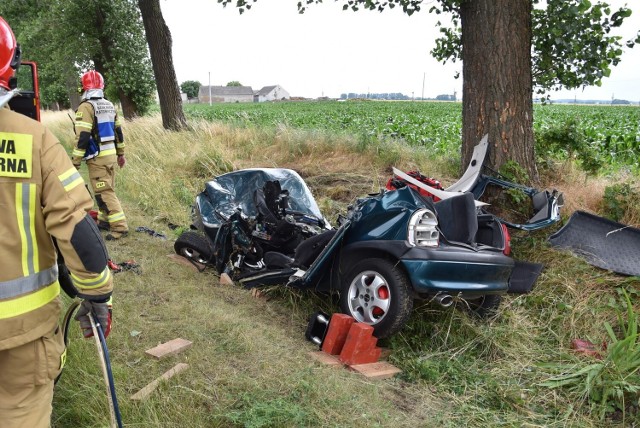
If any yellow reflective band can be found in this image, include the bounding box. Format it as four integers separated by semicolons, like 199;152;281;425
0;281;59;319
15;183;39;276
58;167;83;192
60;348;67;370
97;148;116;157
70;267;111;290
76;121;93;130
72;149;85;157
108;211;125;223
0;132;33;178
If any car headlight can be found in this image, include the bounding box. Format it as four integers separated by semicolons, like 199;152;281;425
408;208;439;247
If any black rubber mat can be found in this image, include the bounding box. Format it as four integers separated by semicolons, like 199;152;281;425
549;210;640;277
508;261;544;294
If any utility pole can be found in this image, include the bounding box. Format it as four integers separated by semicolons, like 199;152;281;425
421;72;425;101
208;72;212;106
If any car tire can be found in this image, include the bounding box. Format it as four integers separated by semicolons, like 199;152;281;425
465;294;502;318
174;231;214;265
340;258;413;339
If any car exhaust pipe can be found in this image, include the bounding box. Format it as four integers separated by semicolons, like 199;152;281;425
433;293;454;308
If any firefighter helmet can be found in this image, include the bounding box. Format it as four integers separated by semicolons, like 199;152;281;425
0;16;21;91
81;70;104;91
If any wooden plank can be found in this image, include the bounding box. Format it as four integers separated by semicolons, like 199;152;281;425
145;338;193;359
219;273;234;286
349;361;401;379
308;351;343;366
166;254;205;272
130;363;189;401
378;347;392;360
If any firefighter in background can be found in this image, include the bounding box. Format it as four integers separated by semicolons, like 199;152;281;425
0;17;114;427
72;70;128;240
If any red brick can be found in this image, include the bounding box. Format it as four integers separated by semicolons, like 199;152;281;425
339;322;381;365
321;314;354;355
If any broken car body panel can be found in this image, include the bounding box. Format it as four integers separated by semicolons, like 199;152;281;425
390;134;563;231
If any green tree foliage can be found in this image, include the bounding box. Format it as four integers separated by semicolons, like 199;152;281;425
181;80;202;98
0;0;155;117
401;0;637;100
226;81;243;86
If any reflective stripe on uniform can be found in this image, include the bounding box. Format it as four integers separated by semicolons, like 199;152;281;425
70;266;111;290
0;281;60;319
15;183;38;276
58;167;83;192
75;121;93;130
72;148;85;157
97;142;116;157
0;264;58;299
107;211;126;224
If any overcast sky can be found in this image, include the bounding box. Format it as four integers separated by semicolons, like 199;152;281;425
161;0;640;101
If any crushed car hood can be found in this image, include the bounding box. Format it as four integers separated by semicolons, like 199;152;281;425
197;168;327;229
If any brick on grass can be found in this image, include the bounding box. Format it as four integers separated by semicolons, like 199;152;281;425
321;314;354;355
145;338;193;359
339;322;381;365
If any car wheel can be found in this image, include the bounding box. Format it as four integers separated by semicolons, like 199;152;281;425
340;258;413;339
174;232;214;265
465;294;502;318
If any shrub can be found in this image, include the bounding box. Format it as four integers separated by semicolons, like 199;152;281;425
540;290;640;421
536;117;604;175
601;182;640;224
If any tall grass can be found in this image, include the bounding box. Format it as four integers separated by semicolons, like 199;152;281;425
46;109;639;427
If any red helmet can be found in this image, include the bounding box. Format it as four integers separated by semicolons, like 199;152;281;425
81;70;104;91
0;16;21;91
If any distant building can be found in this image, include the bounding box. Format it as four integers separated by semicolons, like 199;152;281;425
255;85;290;102
199;86;254;103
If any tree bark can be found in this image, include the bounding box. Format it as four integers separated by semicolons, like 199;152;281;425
137;0;187;131
93;4;140;119
460;0;537;182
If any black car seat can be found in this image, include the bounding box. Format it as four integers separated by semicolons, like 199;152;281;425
434;192;478;244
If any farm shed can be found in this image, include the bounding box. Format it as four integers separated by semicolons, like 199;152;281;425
199;86;254;103
255;85;290;102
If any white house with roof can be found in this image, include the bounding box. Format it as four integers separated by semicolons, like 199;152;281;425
198;86;254;103
254;85;290;102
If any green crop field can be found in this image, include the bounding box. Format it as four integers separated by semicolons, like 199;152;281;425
183;101;640;168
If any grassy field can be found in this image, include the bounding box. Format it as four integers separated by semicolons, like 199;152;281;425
43;103;639;427
181;101;640;169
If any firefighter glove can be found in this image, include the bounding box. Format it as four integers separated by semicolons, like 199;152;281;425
117;154;126;168
75;297;112;338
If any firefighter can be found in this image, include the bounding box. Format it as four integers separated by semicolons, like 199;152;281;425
72;69;128;240
0;17;114;427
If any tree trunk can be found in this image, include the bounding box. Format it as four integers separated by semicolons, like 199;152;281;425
92;4;140;119
66;72;81;110
460;0;537;182
117;88;138;119
138;0;187;131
